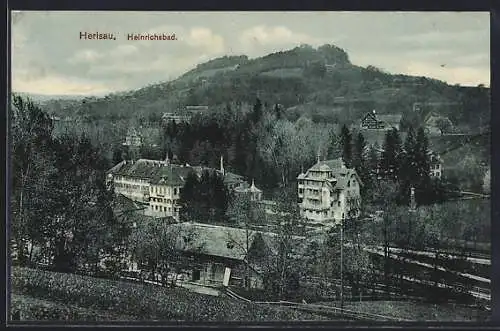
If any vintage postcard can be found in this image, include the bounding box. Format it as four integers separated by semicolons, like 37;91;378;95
9;11;491;323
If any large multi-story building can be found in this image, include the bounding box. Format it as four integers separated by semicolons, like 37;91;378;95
107;156;251;219
297;156;362;226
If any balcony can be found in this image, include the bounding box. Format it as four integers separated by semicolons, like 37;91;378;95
300;202;329;211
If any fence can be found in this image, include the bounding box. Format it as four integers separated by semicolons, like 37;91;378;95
224;288;410;321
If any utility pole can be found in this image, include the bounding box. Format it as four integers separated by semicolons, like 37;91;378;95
340;216;344;315
408;186;417;247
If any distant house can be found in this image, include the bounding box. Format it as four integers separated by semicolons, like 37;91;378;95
123;129;143;147
161;112;191;123
185;105;209;112
234;180;263;202
429;151;443;179
370;146;443;179
424;113;454;135
163;222;303;289
360;110;402;131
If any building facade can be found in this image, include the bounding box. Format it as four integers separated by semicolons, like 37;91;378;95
424;113;454;135
429;152;443;178
161;112;191;123
297;157;362;226
234;180;263;202
107;156;253;219
123;129;143;147
360;110;402;131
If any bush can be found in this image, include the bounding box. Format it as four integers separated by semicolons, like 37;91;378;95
11;267;328;321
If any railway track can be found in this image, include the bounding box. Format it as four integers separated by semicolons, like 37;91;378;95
379;246;491;266
366;250;491;302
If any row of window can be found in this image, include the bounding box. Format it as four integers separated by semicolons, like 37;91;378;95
151;197;178;204
151;204;180;213
115;177;148;184
303;209;345;219
309;171;334;179
152;186;179;196
115;182;149;192
298;180;323;187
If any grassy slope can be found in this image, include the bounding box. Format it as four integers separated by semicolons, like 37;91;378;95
11;267;331;322
316;301;489;321
11;294;139;321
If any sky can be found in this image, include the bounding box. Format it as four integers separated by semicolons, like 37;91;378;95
11;11;490;96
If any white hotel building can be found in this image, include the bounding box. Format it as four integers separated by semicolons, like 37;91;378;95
107;156;246;219
297;157;362;225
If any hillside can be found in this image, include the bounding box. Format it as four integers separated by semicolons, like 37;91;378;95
33;44;489;131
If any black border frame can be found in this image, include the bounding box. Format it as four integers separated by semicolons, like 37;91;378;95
3;1;498;329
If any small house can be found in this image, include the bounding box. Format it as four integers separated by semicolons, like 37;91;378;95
168;222;287;289
424;113;454;135
360;110;402;131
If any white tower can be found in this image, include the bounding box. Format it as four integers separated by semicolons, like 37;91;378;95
409;186;417;212
220;155;225;176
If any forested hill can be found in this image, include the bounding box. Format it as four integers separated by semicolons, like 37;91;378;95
35;44;489;131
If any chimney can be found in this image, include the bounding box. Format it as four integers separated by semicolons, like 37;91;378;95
317;148;321;164
164;153;170;166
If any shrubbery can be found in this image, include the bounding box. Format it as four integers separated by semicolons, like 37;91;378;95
11;267;328;321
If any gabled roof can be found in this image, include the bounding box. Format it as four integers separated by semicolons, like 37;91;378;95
424;113;453;126
361;112;402;126
107;159;245;187
308;158;345;171
234;180;262;193
168;222;306;261
168;223;268;261
298;157;363;188
113;193;145;212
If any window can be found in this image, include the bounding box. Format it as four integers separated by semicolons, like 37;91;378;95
174;188;178;195
338;201;341;207
347;181;351;187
